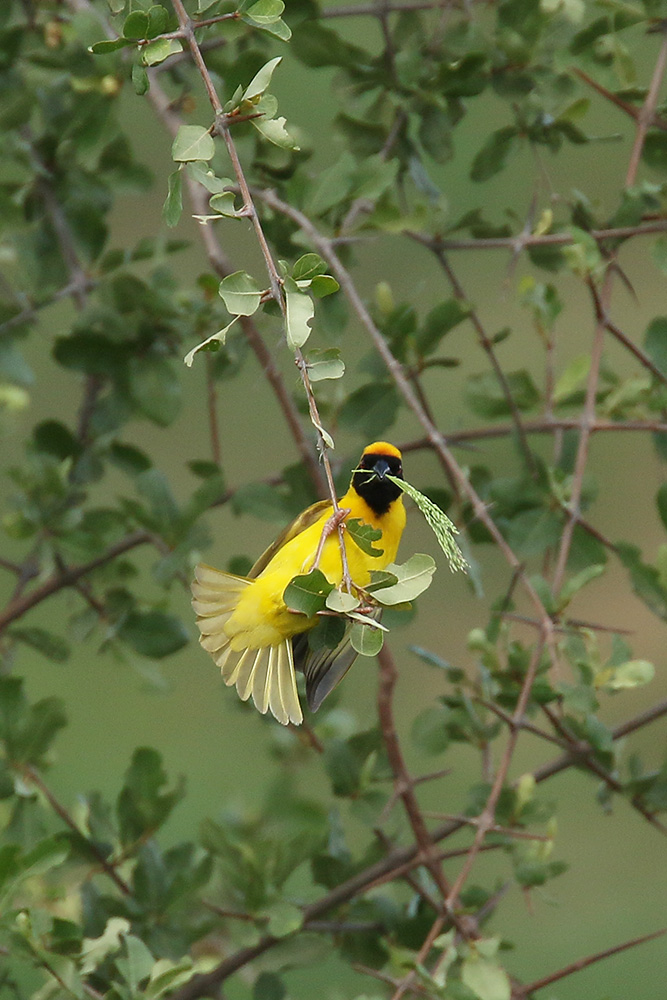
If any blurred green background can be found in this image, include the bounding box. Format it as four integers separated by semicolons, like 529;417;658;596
2;5;667;997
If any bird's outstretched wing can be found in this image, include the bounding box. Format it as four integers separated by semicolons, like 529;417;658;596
192;564;303;725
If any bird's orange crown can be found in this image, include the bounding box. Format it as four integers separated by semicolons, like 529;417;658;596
361;441;402;460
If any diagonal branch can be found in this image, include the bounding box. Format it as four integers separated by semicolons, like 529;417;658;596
0;531;151;635
515;928;666;997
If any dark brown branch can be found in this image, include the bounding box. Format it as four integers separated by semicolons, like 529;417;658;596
588;279;667;386
23;766;131;896
376;645;458;914
400;419;667;448
625;29;667;187
0;531;151;635
407;220;667;253
516;928;666;997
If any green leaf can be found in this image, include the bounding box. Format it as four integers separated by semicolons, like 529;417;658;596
245;0;285;23
184;318;239;367
117;747;185;845
293;253;327;280
370;553;436;604
311;274;340;298
244;56;282;101
417;299;470;355
461;955;511;1000
142;37;183;66
0;838;69;907
253;973;286;1000
252;115;298;149
90;37;135;54
306;151;357;216
346;518;384;556
81;918;131;975
470;126;518;182
146;4;169;37
119;611;189;658
465;369;540;418
264;901;303;937
132;62;149;95
208;191;237;216
558;564;605;608
338;382;400;439
350;621;384;656
128;356;181;426
232;482;290;521
553;354;591;403
604;659;654;690
219;271;261;316
0;678;67;765
284;276;314;350
110;442;152;475
187;163;232;194
642;131;667;174
241;13;291;39
411;705;450;754
116;934;155;992
283;570;334;616
292;21;368;70
162;169;183;228
325;590;360;613
387;478;467;572
10;627;71;663
123;10;149;38
307;348;345;381
644;317;667;378
308;613;347;653
172;125;215;163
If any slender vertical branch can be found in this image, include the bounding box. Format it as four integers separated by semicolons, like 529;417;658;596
625;28;667;187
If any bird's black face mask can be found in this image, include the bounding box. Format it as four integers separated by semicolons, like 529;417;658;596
352;451;404;516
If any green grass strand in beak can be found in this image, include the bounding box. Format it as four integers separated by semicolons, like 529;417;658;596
387;475;468;573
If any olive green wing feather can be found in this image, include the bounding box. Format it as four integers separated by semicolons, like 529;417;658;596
248;498;332;578
293;607;383;712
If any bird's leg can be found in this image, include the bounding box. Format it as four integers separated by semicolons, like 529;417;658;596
311;507;351;572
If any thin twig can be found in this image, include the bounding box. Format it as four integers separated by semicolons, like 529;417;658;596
23;766;131;896
444;636;547;909
625;28;667;187
516;928;666;997
0;532;151;635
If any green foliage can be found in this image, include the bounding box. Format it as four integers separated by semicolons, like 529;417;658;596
1;1;666;999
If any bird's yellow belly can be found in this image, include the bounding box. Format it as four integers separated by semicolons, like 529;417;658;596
223;505;403;651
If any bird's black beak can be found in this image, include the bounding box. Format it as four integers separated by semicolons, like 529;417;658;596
373;458;391;480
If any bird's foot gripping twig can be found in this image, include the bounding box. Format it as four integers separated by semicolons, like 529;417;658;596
311;507;351;574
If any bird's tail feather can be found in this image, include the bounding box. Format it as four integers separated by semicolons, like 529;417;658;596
192;563;303;726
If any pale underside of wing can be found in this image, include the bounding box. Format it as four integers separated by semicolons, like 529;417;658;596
192;562;303;726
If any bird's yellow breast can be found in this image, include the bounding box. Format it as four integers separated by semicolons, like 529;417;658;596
223;490;405;651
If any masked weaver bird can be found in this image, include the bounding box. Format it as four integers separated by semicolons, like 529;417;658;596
192;441;406;726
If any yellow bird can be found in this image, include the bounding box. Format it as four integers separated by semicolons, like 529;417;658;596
192;441;406;726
